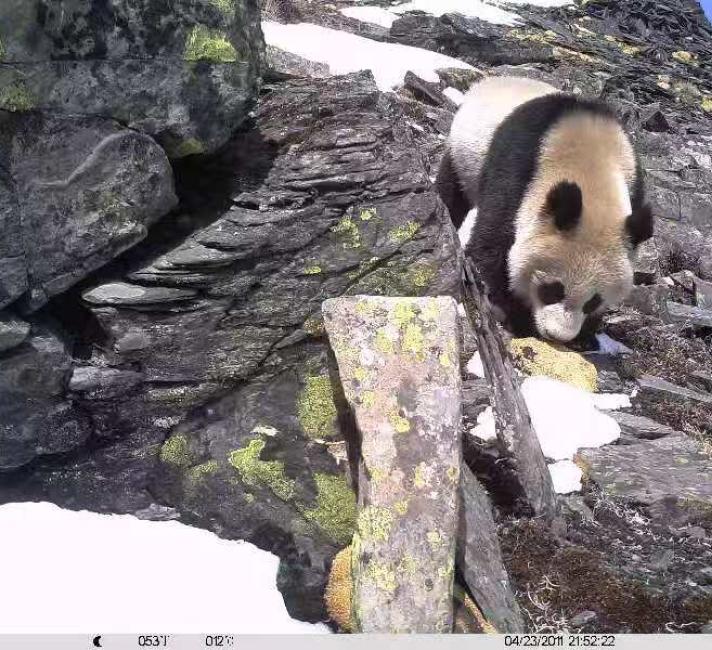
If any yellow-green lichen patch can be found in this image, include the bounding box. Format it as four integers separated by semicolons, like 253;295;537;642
401;322;425;360
228;437;296;501
414;462;430;489
331;216;361;249
367;561;397;593
361;390;376;409
297;375;338;439
446;465;459;484
394;499;409;516
358;506;394;542
389;412;411;434
172;137;206;158
304;265;322;275
392;302;416;328
438;559;455;580
304;473;357;545
427;530;444;549
303;315;325;336
389;221;420;244
0;82;35;113
187;460;219;484
159;434;193;467
209;0;234;15
439;350;453;368
375;329;395;355
353;367;367;382
184;25;238;63
398;554;419;576
702;97;712;113
359;208;377;221
672;50;697;65
407;263;436;289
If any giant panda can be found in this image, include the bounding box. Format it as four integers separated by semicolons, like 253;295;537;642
437;76;653;342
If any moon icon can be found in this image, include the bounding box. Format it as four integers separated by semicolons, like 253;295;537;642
92;636;103;648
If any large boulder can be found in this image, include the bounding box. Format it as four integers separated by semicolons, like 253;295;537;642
0;0;264;158
0;112;177;311
1;71;460;620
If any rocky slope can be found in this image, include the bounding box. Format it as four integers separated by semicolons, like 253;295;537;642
1;0;712;631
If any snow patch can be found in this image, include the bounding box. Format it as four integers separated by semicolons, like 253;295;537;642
341;6;398;28
391;0;521;26
262;21;473;92
521;375;621;462
0;502;330;634
471;406;497;442
548;460;583;495
443;86;466;106
466;351;485;378
504;0;572;6
592;392;632;411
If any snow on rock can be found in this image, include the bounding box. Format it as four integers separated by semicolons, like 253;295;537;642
592;392;632;411
521;376;622;462
548;460;584;495
262;21;473;92
391;0;521;26
341;6;398;28
471;405;497;441
466;351;486;378
0;502;330;634
595;333;633;356
504;0;572;6
443;86;466;106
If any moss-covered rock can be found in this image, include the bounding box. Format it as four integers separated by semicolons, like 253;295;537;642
159;434;194;468
325;545;353;631
228;437;296;501
304;473;357;545
297;375;338;439
184;25;239;63
510;337;598;392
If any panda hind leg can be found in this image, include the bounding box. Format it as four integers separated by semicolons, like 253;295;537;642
436;148;471;229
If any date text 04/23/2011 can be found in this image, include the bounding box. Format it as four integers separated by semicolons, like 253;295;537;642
505;636;616;647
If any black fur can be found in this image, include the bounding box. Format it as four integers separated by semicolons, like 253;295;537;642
625;203;654;248
545;181;583;231
459;92;642;334
435;147;470;228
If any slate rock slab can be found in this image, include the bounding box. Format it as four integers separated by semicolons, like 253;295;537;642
0;313;30;352
323;296;462;633
0;0;263;157
610;411;678;441
577;434;712;510
0;112;177;311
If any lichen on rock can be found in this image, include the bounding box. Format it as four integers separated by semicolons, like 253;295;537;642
297;375;339;440
184;25;239;62
159;434;193;468
228;437;296;501
304;473;357;545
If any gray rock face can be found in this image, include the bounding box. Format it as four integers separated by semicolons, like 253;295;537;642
0;313;30;352
323;296;462;633
578;434;712;511
0;0;263;157
0;112;177;311
666;301;712;328
637;374;712;405
0;325;90;470
610;411;678;441
1;72;460;622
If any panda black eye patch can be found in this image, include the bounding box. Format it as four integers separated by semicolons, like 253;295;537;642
538;281;566;305
583;293;603;314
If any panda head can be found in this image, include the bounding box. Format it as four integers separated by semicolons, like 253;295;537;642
509;180;653;343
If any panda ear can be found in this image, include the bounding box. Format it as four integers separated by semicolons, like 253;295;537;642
625;203;654;248
545;181;582;231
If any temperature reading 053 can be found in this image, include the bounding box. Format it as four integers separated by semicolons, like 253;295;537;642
205;635;235;647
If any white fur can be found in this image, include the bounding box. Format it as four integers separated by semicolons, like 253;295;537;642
448;76;558;205
458;207;478;248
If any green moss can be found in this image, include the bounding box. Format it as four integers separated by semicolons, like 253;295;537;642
304;473;357;545
188;460;219;483
359;208;377;221
304;265;322;275
228;438;296;501
159;434;193;467
0;82;35;112
184;25;238;63
389;412;411;434
401;322;425;361
297;375;338;439
331;216;361;249
389;221;420;243
173;137;206;158
358;506;394;542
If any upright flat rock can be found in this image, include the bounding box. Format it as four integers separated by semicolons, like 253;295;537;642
323;296;462;633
